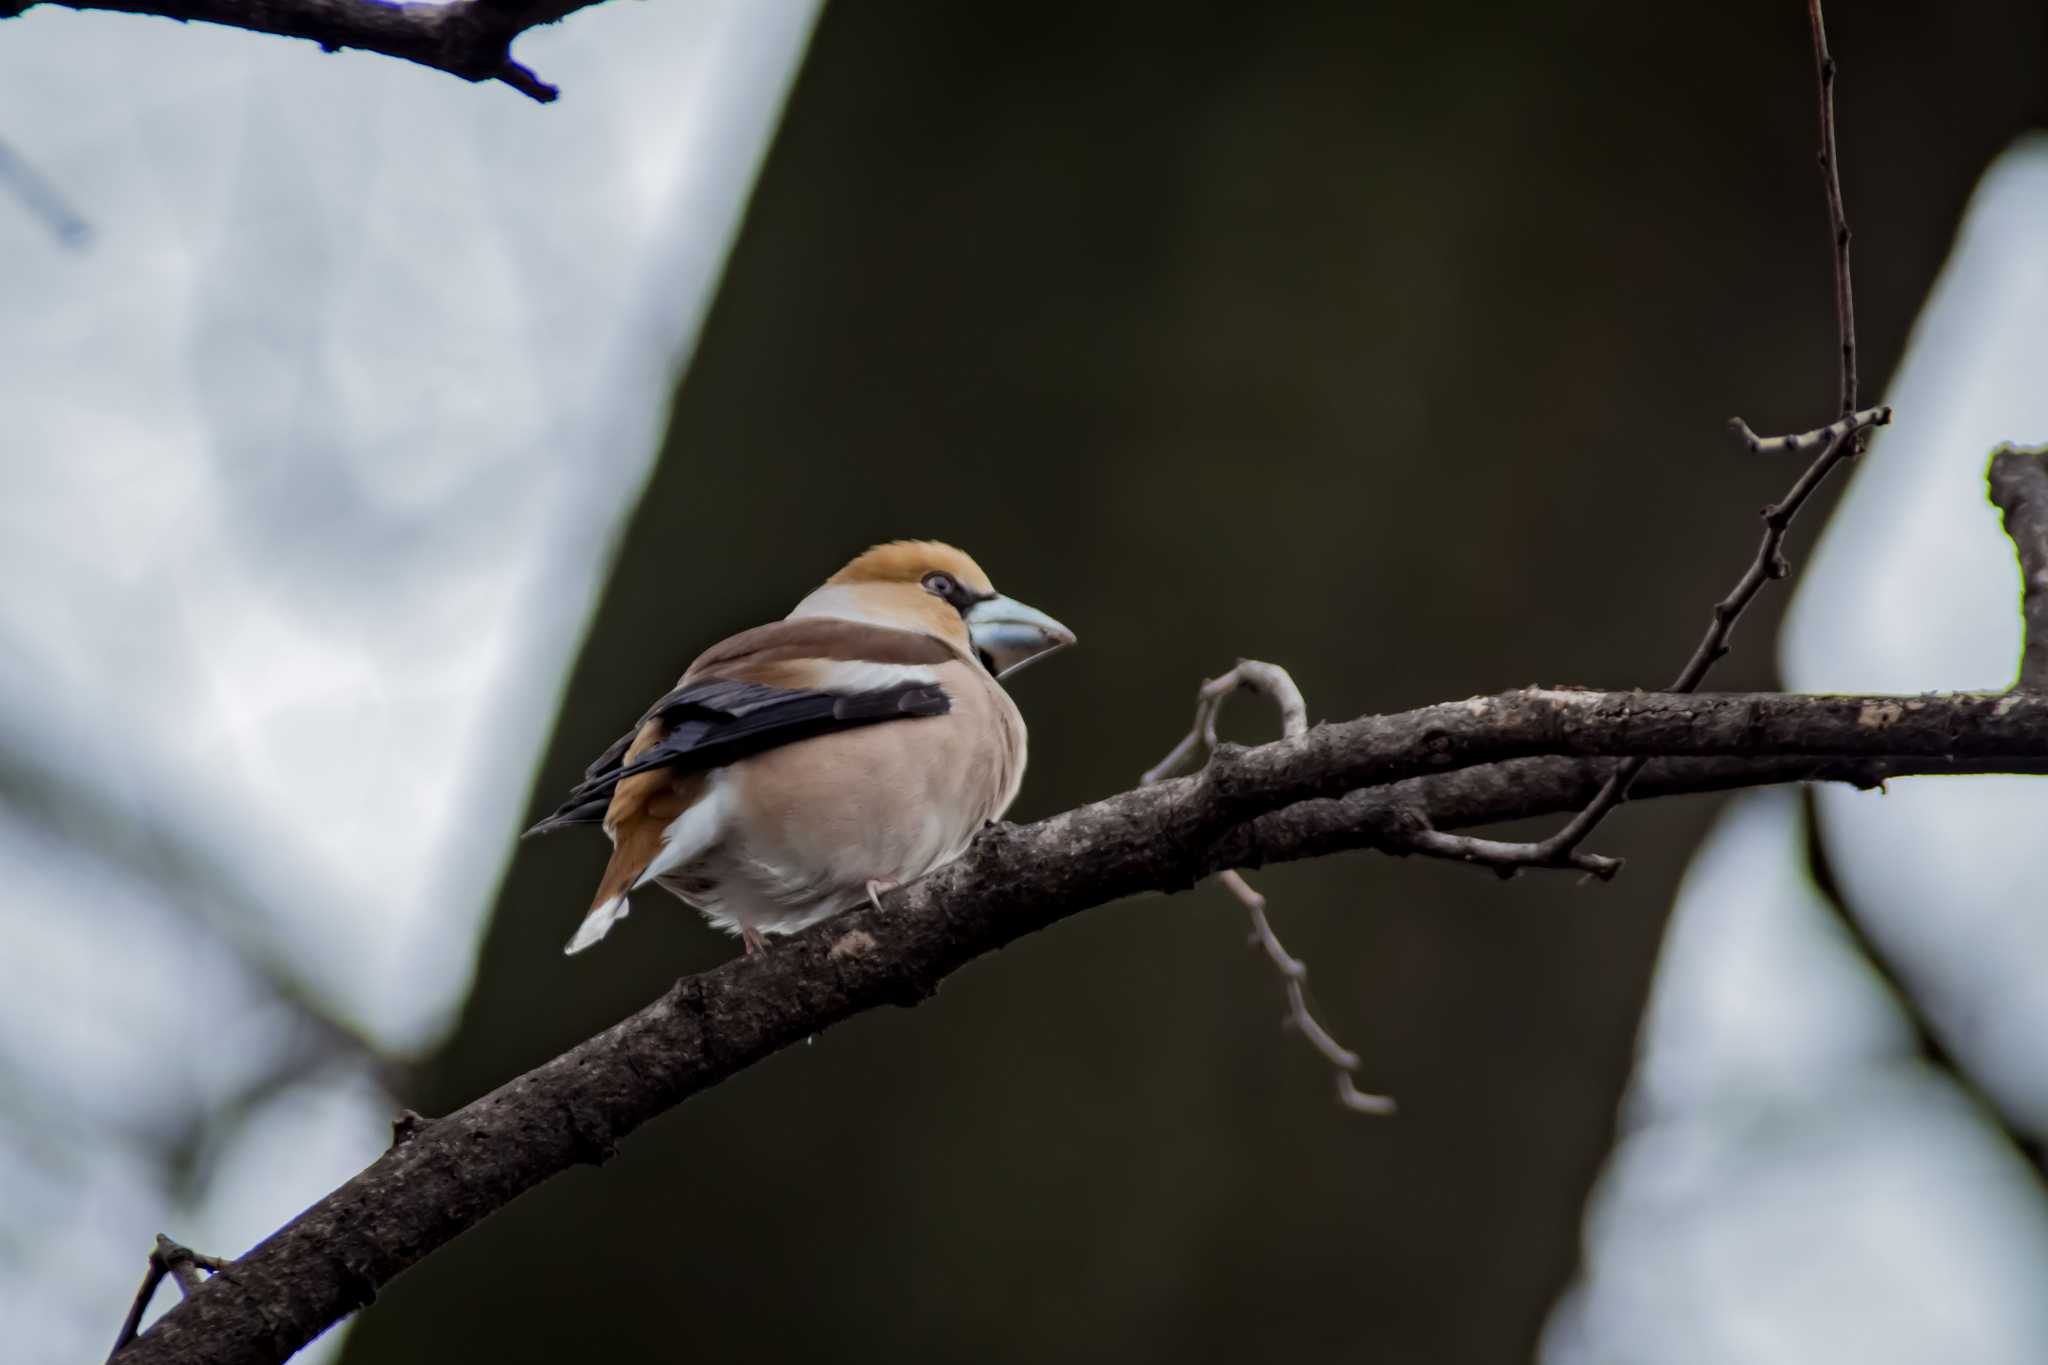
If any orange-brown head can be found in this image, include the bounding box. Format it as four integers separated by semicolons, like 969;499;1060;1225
794;540;1074;678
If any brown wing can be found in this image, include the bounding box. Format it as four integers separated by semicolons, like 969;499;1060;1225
523;620;961;839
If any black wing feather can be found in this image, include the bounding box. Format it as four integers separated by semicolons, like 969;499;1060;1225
523;677;949;838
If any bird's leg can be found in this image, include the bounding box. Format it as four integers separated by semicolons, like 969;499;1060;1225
864;878;900;913
741;925;768;956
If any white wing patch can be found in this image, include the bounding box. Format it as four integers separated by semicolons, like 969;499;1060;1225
804;659;942;692
634;772;731;889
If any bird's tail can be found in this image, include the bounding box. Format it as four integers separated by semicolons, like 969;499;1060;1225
565;893;630;954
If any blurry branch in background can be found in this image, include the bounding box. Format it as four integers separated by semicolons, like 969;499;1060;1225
1790;448;2048;1179
113;680;2048;1365
0;736;391;1075
0;136;90;247
0;733;402;1192
0;0;609;102
1800;787;2048;1178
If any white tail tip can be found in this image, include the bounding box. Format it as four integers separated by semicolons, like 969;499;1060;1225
565;896;629;955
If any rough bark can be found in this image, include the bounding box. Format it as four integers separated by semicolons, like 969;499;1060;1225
114;686;2048;1365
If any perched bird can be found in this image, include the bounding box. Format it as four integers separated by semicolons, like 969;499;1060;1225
526;541;1073;955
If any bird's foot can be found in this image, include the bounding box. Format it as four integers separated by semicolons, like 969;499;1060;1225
864;878;900;913
741;925;768;956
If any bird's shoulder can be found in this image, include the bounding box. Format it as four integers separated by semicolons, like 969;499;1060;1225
682;617;960;684
526;618;967;841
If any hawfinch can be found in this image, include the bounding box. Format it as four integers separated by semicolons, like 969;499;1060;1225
527;541;1073;955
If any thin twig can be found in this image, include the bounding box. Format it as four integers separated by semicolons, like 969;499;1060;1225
1139;660;1306;786
107;1237;229;1362
0;137;90;248
1539;5;1876;863
1399;825;1619;880
1142;662;1396;1114
1810;0;1860;436
1221;870;1396;1115
1731;404;1889;458
1142;662;1620;1113
107;1258;169;1363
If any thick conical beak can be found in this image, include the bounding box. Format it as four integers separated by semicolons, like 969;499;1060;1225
965;594;1076;680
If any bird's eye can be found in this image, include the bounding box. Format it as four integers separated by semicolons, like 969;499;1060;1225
922;572;957;597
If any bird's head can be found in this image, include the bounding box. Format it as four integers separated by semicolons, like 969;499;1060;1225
792;540;1075;679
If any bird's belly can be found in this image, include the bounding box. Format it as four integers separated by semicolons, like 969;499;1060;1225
663;723;999;939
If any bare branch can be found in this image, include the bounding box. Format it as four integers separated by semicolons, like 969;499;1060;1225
156;1236;228;1298
106;1256;168;1363
1809;0;1861;434
111;683;2048;1365
0;137;91;247
107;1237;229;1363
1394;823;1619;879
0;0;611;103
1535;410;1865;862
1989;443;2048;692
1151;663;1623;880
1540;4;1874;864
1729;404;1890;458
1216;751;2048;889
1222;870;1395;1116
1140;660;1306;785
1141;663;1395;1114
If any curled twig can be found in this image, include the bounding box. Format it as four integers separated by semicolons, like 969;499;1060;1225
1143;660;1633;1111
1142;662;1396;1114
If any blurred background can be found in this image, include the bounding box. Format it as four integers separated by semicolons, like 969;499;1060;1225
3;2;2047;1361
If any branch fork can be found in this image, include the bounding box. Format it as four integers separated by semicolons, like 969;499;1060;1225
107;1237;231;1363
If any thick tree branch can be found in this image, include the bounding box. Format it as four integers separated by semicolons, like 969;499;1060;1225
1989;444;2048;691
114;685;2048;1365
0;0;609;103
